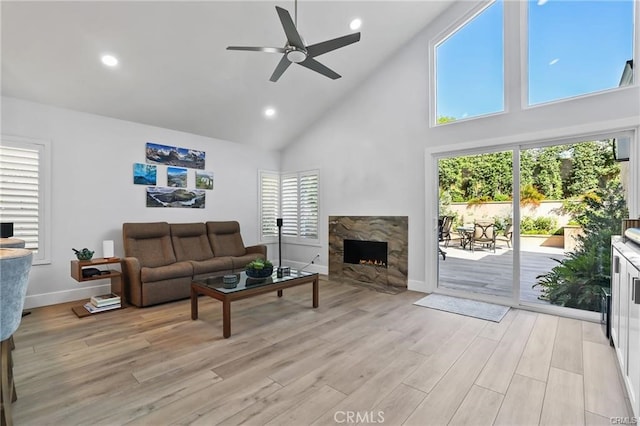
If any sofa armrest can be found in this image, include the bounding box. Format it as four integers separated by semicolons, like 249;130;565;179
121;256;142;307
245;244;267;259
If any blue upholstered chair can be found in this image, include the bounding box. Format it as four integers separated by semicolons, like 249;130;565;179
0;248;32;426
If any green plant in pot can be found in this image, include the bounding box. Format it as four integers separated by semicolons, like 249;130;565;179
72;248;94;261
245;259;273;278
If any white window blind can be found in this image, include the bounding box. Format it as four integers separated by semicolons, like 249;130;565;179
0;145;40;250
259;169;319;242
0;135;50;264
281;174;299;237
259;171;279;239
298;171;319;239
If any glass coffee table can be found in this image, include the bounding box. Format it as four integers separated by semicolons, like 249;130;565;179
191;270;319;338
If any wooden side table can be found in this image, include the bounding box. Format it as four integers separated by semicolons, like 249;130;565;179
0;238;25;248
70;257;123;318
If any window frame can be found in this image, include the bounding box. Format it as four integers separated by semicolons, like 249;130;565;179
431;0;637;127
431;0;506;127
0;134;52;265
524;0;636;108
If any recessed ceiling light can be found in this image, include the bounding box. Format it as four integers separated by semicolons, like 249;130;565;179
101;54;118;67
264;107;276;118
350;18;362;31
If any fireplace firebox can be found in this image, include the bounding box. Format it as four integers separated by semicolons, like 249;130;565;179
343;239;387;268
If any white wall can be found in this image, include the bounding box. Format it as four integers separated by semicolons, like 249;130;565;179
280;0;640;293
2;96;280;308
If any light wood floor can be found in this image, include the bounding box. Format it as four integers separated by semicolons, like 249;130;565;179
12;277;631;425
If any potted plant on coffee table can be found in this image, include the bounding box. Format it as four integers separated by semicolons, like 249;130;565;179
245;259;274;278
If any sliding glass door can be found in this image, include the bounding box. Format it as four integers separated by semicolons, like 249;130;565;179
436;133;630;317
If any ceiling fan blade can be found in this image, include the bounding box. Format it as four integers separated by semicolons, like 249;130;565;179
306;33;361;58
227;46;286;54
270;55;292;82
298;58;341;80
275;6;305;50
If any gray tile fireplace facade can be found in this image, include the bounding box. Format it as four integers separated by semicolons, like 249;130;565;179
328;216;408;292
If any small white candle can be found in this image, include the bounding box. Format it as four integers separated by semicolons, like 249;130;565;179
102;240;114;258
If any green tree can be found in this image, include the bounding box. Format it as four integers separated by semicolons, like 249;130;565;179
566;141;617;197
438;140;620;204
438;157;465;201
439;152;513;201
519;150;535;190
534;146;563;199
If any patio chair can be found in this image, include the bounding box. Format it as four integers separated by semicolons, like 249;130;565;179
471;220;496;252
495;222;513;248
437;217;448;260
438;216;455;247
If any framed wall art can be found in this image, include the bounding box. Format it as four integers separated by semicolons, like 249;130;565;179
133;163;157;185
195;171;214;190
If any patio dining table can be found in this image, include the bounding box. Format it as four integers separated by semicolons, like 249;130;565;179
456;225;474;250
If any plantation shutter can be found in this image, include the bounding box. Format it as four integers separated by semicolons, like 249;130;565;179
281;174;299;237
0;145;40;251
259;171;279;239
258;169;319;242
299;171;319;239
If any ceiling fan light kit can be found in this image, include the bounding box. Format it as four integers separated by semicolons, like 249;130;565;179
227;1;361;82
286;47;307;63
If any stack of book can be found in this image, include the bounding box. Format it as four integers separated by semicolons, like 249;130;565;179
83;293;121;314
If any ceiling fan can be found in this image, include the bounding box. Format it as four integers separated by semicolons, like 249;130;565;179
227;1;361;82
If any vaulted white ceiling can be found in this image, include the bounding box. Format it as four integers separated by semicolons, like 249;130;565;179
1;1;453;150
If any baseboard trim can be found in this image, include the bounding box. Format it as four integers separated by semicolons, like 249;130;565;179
282;259;328;275
24;284;111;309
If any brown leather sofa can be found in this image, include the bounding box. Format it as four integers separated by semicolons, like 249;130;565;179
121;221;266;307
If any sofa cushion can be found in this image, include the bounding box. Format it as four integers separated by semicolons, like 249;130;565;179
140;276;192;307
123;222;176;268
141;261;193;283
207;221;246;257
190;257;234;275
170;223;214;261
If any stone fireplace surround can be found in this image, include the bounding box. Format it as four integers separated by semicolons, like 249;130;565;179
328;216;408;292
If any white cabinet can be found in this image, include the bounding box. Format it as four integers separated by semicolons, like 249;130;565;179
627;263;640;414
611;239;640;417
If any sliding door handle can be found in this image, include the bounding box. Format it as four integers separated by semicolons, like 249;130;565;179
613;256;620;274
633;278;640;305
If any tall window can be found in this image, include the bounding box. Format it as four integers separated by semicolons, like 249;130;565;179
0;135;50;264
435;0;504;124
259;170;319;242
528;0;634;105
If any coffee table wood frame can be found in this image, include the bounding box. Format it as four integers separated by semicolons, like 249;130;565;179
191;273;319;338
